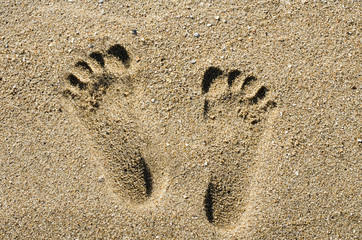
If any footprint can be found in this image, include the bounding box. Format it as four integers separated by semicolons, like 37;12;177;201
62;44;161;204
201;66;276;123
201;66;276;228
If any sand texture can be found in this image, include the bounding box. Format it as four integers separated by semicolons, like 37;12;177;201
0;0;361;239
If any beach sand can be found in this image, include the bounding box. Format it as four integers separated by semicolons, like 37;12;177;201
0;0;360;239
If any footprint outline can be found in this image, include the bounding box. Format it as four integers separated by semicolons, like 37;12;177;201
201;66;277;228
62;44;162;205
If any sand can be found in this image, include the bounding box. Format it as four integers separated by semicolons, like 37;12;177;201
0;0;360;239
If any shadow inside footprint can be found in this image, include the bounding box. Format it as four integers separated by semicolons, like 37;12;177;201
202;67;223;93
89;52;105;67
227;69;241;87
204;182;215;223
106;144;155;203
249;86;268;104
67;74;87;90
75;60;93;73
107;44;131;68
141;157;153;197
204;176;245;228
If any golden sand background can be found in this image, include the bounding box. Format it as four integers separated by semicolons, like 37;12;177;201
0;1;360;239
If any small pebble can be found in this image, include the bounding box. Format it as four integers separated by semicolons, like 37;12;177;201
215;16;220;20
357;139;362;143
99;0;104;4
193;33;200;38
98;176;105;182
190;60;196;64
5;44;8;48
151;98;155;103
132;29;138;35
88;44;94;48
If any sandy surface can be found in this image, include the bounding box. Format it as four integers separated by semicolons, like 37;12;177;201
0;0;361;239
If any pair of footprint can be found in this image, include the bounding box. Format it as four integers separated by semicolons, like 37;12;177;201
63;44;276;228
